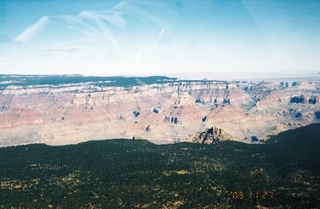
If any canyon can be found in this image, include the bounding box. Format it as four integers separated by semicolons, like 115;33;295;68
0;74;319;147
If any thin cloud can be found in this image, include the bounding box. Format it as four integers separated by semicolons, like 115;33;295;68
49;16;101;39
13;10;124;48
42;47;77;52
14;0;177;41
41;47;77;56
14;16;49;42
80;10;127;27
114;0;178;29
137;28;165;64
13;0;178;61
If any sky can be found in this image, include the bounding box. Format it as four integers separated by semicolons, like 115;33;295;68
0;0;320;76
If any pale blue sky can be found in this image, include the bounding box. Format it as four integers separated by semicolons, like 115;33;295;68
0;0;319;76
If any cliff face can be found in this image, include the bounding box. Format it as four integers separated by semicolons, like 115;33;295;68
0;76;319;146
188;126;235;144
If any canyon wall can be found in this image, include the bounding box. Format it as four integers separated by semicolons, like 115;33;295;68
0;78;319;146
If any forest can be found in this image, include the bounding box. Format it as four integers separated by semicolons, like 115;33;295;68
0;123;319;208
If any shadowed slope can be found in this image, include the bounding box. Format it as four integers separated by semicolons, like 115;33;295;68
0;124;319;208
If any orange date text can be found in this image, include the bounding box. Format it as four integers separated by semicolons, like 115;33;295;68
229;191;274;200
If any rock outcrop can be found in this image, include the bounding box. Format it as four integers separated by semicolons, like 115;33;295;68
188;126;235;144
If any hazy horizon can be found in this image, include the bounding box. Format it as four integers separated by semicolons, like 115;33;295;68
1;0;320;76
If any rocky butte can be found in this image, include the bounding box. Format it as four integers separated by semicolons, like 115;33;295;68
0;74;319;147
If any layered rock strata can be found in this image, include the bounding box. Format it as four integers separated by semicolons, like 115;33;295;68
0;78;319;146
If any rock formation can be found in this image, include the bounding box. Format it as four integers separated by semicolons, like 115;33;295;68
0;75;319;147
188;126;235;144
